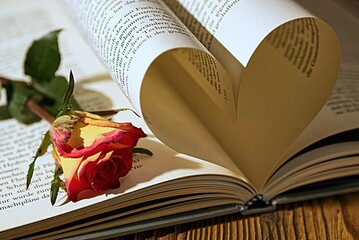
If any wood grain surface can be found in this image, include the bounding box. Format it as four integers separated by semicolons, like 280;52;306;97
113;192;359;239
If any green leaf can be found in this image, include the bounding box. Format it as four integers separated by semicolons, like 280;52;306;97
115;108;141;118
26;131;52;189
0;106;12;120
6;81;41;124
56;71;76;117
50;163;63;206
24;29;62;83
33;75;80;116
132;147;153;156
90;108;140;118
62;71;75;111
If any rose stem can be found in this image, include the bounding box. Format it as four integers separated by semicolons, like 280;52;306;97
0;76;9;85
26;100;55;123
1;75;55;123
0;75;29;86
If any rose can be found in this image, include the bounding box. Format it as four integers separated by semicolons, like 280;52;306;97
49;111;146;202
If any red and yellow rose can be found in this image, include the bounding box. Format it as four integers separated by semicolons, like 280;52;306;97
49;111;146;202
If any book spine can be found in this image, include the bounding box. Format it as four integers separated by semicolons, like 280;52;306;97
241;195;276;215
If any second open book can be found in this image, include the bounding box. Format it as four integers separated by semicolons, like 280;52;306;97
1;0;359;239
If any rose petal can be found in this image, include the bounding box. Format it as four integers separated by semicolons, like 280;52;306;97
52;146;82;181
61;129;144;158
49;111;146;202
66;175;93;202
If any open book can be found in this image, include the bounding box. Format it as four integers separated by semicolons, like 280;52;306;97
0;0;358;238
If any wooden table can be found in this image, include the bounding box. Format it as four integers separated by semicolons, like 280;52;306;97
114;192;359;239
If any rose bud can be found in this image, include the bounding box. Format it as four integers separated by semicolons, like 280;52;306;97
49;111;146;202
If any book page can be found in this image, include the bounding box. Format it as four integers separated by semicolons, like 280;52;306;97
263;0;359;193
162;0;341;189
295;0;359;64
282;64;359;159
61;0;238;119
279;0;359;160
62;0;255;167
263;141;359;199
0;0;252;237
